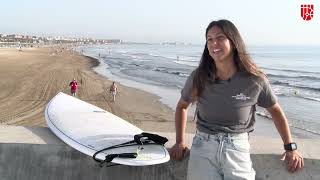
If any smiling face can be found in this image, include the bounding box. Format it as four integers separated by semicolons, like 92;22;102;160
206;26;234;64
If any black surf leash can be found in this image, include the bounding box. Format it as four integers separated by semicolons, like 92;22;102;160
92;132;168;167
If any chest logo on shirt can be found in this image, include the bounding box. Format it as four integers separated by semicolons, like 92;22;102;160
231;93;251;100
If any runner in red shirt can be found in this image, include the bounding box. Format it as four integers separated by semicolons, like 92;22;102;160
69;78;78;96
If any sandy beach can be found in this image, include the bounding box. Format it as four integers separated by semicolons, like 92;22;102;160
0;47;196;133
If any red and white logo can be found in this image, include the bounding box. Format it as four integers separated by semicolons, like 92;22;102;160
301;4;314;21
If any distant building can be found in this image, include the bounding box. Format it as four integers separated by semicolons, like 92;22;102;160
161;41;189;46
0;33;123;45
104;39;122;44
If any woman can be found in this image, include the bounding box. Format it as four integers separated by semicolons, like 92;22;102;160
169;19;304;180
109;81;118;102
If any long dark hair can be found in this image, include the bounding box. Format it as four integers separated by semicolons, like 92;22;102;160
191;19;265;102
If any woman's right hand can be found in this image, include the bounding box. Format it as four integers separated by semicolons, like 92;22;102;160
169;143;189;161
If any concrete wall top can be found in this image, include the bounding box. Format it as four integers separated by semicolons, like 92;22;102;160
0;125;319;180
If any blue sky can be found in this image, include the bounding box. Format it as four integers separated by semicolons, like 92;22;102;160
1;0;319;45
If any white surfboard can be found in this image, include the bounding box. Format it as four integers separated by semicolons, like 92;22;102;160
45;92;170;166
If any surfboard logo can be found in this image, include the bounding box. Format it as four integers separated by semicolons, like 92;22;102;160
301;4;314;21
231;93;250;101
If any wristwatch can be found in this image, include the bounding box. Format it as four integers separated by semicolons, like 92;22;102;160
284;142;297;151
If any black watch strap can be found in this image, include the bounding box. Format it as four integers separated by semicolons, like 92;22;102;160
284;142;297;151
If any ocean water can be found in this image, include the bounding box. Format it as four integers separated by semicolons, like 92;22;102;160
77;44;320;136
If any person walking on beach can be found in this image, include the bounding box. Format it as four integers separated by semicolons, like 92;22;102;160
69;78;78;97
109;81;118;102
169;19;304;180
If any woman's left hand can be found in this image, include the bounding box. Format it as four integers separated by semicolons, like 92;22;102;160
281;150;304;173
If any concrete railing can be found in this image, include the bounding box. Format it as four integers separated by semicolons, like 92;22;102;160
0;125;319;180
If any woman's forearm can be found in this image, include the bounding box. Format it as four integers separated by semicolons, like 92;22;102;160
175;103;188;144
267;103;293;144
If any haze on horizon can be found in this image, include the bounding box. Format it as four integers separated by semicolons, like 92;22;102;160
1;0;320;46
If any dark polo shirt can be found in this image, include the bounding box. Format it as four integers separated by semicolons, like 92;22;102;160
181;70;277;134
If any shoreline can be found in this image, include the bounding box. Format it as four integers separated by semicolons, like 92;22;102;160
83;55;101;68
